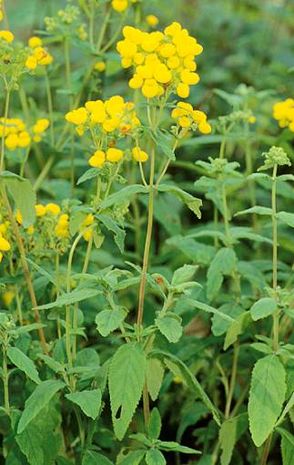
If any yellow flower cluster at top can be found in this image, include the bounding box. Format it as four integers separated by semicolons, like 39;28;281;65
171;102;212;135
116;22;202;99
112;0;138;13
0;221;11;263
0;117;49;150
273;98;294;132
25;36;53;70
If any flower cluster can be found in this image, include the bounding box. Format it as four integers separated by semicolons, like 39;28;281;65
65;96;147;166
25;36;53;70
0;117;49;150
273;98;294;132
0;221;11;262
65;96;140;136
171;102;211;135
117;22;202;99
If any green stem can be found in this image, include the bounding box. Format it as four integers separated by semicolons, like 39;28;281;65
137;144;155;329
272;164;279;351
45;70;55;146
0;83;10;171
224;343;239;418
2;345;10;415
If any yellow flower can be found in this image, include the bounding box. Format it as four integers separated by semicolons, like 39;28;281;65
89;150;106;168
146;15;159;27
273;98;294;132
33;118;50;134
0;30;14;42
55;214;70;238
132;147;148;162
0;10;3;22
28;36;43;48
45;203;61;215
35;204;46;217
65;107;88;125
5;133;19;150
81;214;94;241
106;148;124;163
2;290;15;306
26;225;34;235
25;55;38;70
18;131;31;148
112;0;128;12
0;236;11;251
15;210;23;225
117;22;202;100
172;101;211;134
94;61;106;72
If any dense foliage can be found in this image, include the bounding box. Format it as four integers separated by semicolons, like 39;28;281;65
0;1;293;464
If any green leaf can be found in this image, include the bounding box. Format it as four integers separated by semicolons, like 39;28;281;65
145;449;166;465
17;380;65;434
250;297;277;321
157;184;202;218
219;414;248;465
155;314;182;343
95;308;125;337
146;358;164;401
158;441;200;454
277;211;294;228
224;312;250;350
248;355;286;447
118;450;146;465
99;214;126;253
148;408;162;440
109;343;146;440
279;428;294;465
190;300;235;323
100;184;148;209
82;451;114;465
152;350;221;426
7;347;41;384
219;418;236;465
171;265;198;286
77;168;99;185
66;389;102;420
207;248;237;300
35;288;102;310
0;171;36;227
235;206;272;217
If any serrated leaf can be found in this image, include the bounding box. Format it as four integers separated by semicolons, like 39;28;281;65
99;214;126;253
157;184;202;218
171;265;198;286
95;308;125;337
109;343;146;440
77;168;99;185
82;451;113;465
279;428;294;465
35;288;101;310
118;450;146;465
146;358;164;401
158;441;200;454
207;248;237;300
66;389;101;420
7;347;41;384
82;451;114;465
248;355;286;447
148;408;162;440
146;449;166;465
17;380;65;434
224;312;249;350
156;314;182;343
100;184;148;209
277;211;294;228
250;298;277;321
152;350;221;426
